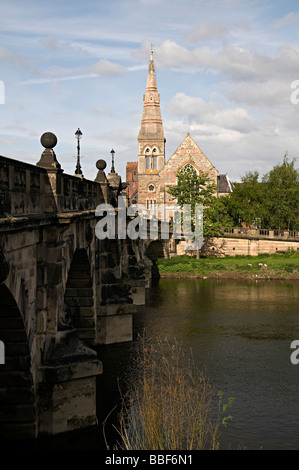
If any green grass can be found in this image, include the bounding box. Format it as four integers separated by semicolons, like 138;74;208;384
156;250;299;278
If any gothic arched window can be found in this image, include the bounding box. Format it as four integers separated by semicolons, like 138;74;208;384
178;163;200;194
145;148;151;170
145;147;158;170
152;148;157;169
180;163;198;175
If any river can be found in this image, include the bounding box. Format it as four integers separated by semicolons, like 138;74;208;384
15;278;299;450
98;278;299;451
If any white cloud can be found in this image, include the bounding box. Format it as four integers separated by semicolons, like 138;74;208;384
90;59;127;76
18;58;128;86
139;40;299;83
18;74;97;86
227;79;292;108
272;11;299;28
167;92;256;132
41;35;91;57
186;22;228;42
0;46;30;69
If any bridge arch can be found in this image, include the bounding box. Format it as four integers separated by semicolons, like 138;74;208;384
0;284;36;439
145;240;166;261
64;248;95;345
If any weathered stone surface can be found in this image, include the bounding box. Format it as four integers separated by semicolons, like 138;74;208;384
129;283;146;305
38;375;99;435
42;330;98;367
38;358;102;383
97;304;137;317
0;143;149;441
97;314;133;344
0;247;10;284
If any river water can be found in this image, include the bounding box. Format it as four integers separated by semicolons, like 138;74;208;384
97;278;299;451
13;278;299;450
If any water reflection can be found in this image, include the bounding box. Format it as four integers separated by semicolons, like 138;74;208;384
125;279;299;450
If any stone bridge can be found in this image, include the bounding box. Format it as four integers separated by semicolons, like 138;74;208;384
0;132;154;440
3;132;297;443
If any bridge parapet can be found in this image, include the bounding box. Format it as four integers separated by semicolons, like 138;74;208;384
0;134;109;217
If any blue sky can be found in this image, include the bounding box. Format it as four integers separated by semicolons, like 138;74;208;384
1;0;299;182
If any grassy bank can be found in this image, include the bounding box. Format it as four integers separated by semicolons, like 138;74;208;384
155;250;299;280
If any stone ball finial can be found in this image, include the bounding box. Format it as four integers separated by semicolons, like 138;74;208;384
41;132;57;149
96;159;107;171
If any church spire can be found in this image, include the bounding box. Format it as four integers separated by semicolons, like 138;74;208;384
137;48;166;174
138;48;165;143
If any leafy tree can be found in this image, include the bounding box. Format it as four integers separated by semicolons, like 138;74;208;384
262;156;299;230
222;171;267;228
167;163;232;237
222;156;299;230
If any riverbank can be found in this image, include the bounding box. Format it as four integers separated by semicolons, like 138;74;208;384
155;251;299;280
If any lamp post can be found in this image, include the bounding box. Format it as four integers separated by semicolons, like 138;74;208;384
110;148;115;173
75;128;83;176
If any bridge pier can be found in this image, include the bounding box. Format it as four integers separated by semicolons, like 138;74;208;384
38;330;102;435
96;238;137;344
97;304;136;344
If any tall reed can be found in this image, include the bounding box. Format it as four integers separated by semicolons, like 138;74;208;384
113;333;234;450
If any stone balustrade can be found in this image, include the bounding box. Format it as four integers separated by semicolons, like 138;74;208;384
222;227;299;241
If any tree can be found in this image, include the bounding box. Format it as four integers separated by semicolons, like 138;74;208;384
222;156;299;231
167;163;232;238
262;155;299;230
222;171;267;228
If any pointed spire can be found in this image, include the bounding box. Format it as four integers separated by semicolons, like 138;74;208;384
138;48;165;142
147;48;156;85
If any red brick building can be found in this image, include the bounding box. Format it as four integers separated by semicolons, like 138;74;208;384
126;49;232;209
126;162;138;203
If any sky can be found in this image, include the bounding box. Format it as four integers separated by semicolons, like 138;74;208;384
1;0;299;183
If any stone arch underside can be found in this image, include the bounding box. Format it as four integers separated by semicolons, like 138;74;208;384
145;240;165;261
0;284;36;439
64;248;95;345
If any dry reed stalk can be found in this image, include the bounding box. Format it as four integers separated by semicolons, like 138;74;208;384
110;332;234;450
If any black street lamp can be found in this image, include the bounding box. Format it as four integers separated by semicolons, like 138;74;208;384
110;148;115;173
75;128;83;176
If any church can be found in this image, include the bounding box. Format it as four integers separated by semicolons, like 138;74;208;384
126;50;232;211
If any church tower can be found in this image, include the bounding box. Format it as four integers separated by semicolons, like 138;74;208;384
125;47;228;209
137;49;165;206
138;49;166;174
